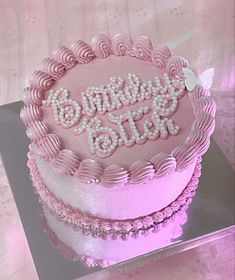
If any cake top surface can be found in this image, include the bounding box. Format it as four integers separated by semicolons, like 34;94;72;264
21;33;216;187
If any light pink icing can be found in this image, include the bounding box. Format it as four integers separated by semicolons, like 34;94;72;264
132;35;152;60
166;56;189;77
53;46;77;69
32;133;62;160
91;34;112;59
74;159;103;183
189;85;209;103
112;33;133;56
129;160;154;184
101;164;128;187
41;58;66;80
185;129;210;156
20;105;42;125
22;87;44;105
26;121;49;142
150;153;176;177
70;40;95;64
51;149;80;175
194;96;216;117
30;71;55;90
151;45;172;68
191;112;215;136
172;145;196;172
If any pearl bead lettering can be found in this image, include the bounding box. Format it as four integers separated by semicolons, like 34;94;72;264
42;88;82;128
74;117;118;158
42;72;185;158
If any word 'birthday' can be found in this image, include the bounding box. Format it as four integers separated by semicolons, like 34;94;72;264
42;73;186;158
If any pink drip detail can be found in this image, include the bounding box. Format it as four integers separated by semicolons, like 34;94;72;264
26;121;49;142
101;164;129;187
91;34;112;58
166;56;189;77
31;134;62;160
151;45;172;69
28;151;202;234
74;159;103;183
53;46;77;69
150;153;176;177
71;40;95;64
132;35;152;61
20;105;42;125
194;96;216;117
22;87;44;105
30;71;55;90
112;33;133;56
129;160;154;184
41;58;66;80
172;145;196;172
50;149;80;175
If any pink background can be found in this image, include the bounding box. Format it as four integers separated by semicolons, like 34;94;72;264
0;0;234;279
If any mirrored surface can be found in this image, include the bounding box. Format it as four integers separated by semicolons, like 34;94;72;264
0;101;234;280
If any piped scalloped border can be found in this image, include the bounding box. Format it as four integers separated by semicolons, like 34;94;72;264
42;213;116;268
28;150;202;234
41;200;189;268
21;33;216;188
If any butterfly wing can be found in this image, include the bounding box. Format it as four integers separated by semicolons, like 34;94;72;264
199;68;214;90
182;67;199;91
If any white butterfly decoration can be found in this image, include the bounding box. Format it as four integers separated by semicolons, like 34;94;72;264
182;67;214;91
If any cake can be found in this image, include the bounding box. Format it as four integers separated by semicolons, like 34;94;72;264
41;199;189;268
21;33;216;233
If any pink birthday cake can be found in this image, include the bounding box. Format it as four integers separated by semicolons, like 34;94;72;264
21;33;216;233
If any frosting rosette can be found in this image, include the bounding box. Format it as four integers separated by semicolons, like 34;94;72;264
189;85;209;104
193;96;216;117
112;33;133;56
22;87;44;105
30;71;55;90
51;149;80;175
191;112;215;136
91;34;112;58
150;153;176;177
129;160;154;184
185;129;210;156
151;45;172;69
172;145;196;172
32;133;62;160
101;164;128;187
75;159;103;183
41;58;66;80
132;35;152;60
53;46;77;69
26;121;49;142
20;105;42;125
166;56;189;77
71;40;95;64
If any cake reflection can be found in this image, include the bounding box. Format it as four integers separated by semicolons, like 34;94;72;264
40;199;191;268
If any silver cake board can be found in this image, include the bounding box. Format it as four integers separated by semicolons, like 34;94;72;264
0;101;234;280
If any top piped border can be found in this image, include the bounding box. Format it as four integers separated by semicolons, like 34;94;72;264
20;33;216;188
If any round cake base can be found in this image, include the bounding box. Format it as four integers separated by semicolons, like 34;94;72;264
27;150;202;234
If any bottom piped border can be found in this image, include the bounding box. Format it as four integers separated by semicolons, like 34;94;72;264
41;201;190;268
27;150;202;234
